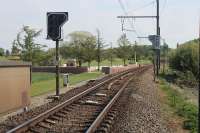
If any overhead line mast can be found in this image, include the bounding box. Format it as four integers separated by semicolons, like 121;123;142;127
117;0;161;79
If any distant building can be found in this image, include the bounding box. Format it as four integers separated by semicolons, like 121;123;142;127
66;59;76;67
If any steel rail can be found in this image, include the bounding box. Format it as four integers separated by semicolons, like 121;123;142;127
86;74;135;133
7;67;138;133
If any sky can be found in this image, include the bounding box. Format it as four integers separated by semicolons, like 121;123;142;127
0;0;199;50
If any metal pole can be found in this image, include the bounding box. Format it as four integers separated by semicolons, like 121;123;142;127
198;17;200;132
156;0;160;76
110;43;113;67
97;29;100;71
56;40;60;96
97;37;100;71
134;41;137;64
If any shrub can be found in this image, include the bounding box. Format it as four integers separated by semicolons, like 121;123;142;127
169;39;199;80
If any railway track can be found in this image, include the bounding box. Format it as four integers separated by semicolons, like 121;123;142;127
6;66;149;133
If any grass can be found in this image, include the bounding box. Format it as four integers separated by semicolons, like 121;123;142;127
0;56;7;61
138;60;152;64
0;56;21;61
159;78;198;133
31;72;103;97
82;58;123;66
82;58;151;66
32;73;55;83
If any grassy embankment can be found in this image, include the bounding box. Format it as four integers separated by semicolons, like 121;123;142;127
159;78;198;133
31;72;103;97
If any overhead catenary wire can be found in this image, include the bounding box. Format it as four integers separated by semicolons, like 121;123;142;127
127;1;156;13
117;0;140;37
117;0;158;43
160;0;167;16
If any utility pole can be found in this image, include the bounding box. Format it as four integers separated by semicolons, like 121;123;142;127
110;42;113;67
156;0;160;76
97;29;100;71
134;41;137;65
117;0;160;78
198;17;200;130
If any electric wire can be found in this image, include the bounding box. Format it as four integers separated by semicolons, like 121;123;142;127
127;1;155;13
160;0;167;16
118;0;139;37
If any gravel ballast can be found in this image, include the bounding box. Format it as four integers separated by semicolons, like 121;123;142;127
112;69;173;133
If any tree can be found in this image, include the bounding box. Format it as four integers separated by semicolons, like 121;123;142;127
169;39;199;79
11;40;20;56
67;31;95;67
161;42;168;73
82;36;96;68
129;41;137;64
96;29;106;71
60;42;74;59
5;50;10;57
106;43;116;67
14;26;45;65
0;47;4;56
116;34;131;66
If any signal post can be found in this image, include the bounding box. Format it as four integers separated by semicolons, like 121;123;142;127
47;12;68;96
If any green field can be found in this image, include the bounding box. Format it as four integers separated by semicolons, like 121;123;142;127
82;58;123;66
31;72;103;96
0;56;7;61
82;58;151;66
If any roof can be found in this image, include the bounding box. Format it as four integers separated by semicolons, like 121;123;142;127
0;61;32;67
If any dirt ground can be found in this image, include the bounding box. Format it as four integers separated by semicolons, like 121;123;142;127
112;69;188;133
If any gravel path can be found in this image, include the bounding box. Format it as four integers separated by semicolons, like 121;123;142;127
112;69;172;133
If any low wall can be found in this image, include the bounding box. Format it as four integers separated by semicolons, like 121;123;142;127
32;66;88;74
102;65;137;74
0;61;31;114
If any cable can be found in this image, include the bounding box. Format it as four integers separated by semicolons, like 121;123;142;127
160;0;167;16
127;1;156;13
118;0;139;37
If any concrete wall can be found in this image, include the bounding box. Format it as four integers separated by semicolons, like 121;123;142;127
0;67;31;114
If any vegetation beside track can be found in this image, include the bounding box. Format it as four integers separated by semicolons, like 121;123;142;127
158;78;198;133
81;58;151;66
31;72;103;97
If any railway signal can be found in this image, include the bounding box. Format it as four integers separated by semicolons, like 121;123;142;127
148;35;160;50
47;12;68;41
148;35;160;78
47;12;68;96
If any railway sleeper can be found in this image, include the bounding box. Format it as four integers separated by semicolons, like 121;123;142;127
37;122;51;129
96;126;109;133
49;115;61;121
29;127;43;133
59;110;69;114
44;119;56;124
54;112;66;117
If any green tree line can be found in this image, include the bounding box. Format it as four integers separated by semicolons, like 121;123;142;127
3;25;158;67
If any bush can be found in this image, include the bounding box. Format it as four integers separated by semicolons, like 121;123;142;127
169;39;199;80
